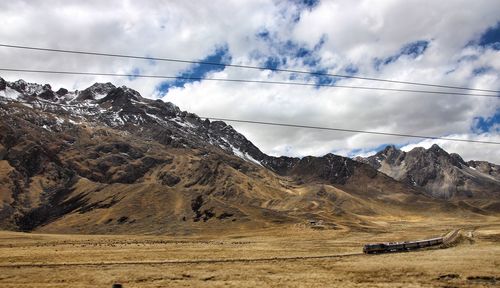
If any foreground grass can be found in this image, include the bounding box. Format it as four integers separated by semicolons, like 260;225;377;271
0;218;498;287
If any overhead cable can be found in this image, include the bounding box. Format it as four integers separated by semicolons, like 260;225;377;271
200;117;500;145
0;68;497;98
0;43;498;93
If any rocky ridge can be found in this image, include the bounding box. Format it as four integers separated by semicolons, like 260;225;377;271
358;144;500;199
0;77;363;184
0;77;498;234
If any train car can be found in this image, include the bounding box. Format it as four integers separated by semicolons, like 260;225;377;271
363;243;387;254
363;237;444;254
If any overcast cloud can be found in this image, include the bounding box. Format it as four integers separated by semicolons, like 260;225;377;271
0;0;499;162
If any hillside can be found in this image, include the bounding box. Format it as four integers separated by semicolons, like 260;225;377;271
0;77;495;234
357;145;500;211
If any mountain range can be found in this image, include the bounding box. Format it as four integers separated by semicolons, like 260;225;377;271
0;77;498;235
357;145;500;200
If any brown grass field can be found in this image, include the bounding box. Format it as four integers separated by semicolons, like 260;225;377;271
0;217;499;288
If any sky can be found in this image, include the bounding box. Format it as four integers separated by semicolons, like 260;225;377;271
0;0;499;163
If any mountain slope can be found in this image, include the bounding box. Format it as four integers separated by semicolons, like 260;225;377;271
0;77;493;234
358;145;500;203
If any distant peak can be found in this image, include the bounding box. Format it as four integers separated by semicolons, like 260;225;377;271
97;86;142;107
7;79;48;97
88;82;116;90
449;153;466;167
85;82;117;94
76;82;117;101
13;79;27;85
211;121;228;128
410;146;426;153
428;144;448;155
0;77;5;90
430;143;442;150
383;144;398;152
376;144;401;157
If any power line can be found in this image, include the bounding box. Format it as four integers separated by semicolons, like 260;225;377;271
0;66;496;144
0;43;499;94
0;68;498;98
200;117;500;145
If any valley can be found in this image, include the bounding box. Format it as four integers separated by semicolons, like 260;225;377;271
0;218;499;287
0;78;499;287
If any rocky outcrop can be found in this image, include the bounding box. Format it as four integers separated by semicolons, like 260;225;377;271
75;82;116;101
0;77;6;91
468;160;500;179
359;144;500;199
98;86;142;106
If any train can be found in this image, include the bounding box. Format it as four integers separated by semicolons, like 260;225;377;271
363;237;444;254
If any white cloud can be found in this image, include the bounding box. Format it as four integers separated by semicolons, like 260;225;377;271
0;0;499;163
400;133;500;162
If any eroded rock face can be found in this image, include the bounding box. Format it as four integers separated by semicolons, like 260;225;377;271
359;144;500;199
66;144;170;184
0;144;6;160
56;88;68;96
287;154;357;185
158;171;181;187
468;160;500;179
37;85;56;101
76;82;116;101
0;77;6;91
98;87;141;107
94;142;144;159
6;141;50;177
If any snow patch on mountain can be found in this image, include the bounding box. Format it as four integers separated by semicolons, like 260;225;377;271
229;143;263;166
0;87;22;100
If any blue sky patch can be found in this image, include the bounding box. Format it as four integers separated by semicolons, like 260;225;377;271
472;66;493;75
345;143;403;158
256;29;270;40
399;40;429;56
478;21;500;50
264;56;282;70
344;64;358;75
292;0;320;9
375;40;429;69
458;54;479;63
253;32;346;86
473;108;500;133
310;69;336;86
156;45;231;95
127;67;141;81
254;34;326;71
286;0;320;23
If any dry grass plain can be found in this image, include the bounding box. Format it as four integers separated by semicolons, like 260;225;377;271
0;217;499;288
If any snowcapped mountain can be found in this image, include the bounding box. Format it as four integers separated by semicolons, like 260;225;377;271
0;77;366;184
0;77;497;234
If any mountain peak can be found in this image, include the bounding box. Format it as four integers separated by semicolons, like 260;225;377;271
450;152;467;167
361;142;500;199
1;77;499;235
384;144;397;150
87;82;116;93
9;79;46;96
75;82;116;101
429;143;443;151
381;144;399;155
0;77;6;90
427;143;450;158
97;86;142;107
